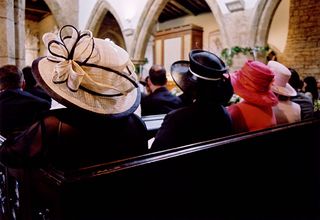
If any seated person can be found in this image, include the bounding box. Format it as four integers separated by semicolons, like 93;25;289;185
151;50;233;151
141;64;182;116
303;76;319;103
268;61;301;124
228;60;278;133
22;66;52;104
0;65;51;138
303;76;320;116
0;25;148;169
288;68;314;120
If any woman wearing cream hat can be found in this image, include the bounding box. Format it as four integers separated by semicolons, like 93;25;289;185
0;25;148;168
268;61;301;125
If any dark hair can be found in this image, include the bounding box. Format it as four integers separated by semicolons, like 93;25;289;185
149;64;167;86
304;76;318;101
266;50;277;62
22;66;37;90
288;68;303;90
0;65;23;90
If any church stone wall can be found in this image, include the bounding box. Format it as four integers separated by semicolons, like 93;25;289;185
280;0;320;77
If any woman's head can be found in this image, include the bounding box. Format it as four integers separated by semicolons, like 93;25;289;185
170;49;233;105
231;60;278;107
303;76;318;100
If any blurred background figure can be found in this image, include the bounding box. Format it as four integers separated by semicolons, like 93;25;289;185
303;76;320;116
288;68;314;120
303;76;319;103
266;50;277;62
141;64;182;116
22;66;52;104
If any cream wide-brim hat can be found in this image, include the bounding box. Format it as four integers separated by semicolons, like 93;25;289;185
32;25;140;117
268;61;297;97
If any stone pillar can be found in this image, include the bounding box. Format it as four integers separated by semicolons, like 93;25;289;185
0;0;16;66
280;0;320;77
14;0;26;68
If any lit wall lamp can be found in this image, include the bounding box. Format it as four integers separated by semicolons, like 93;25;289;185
225;0;245;13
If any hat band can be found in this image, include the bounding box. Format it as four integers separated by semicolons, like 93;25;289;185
189;68;221;81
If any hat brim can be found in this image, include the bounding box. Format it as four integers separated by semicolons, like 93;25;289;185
170;60;196;93
271;83;297;97
32;57;140;117
231;72;278;107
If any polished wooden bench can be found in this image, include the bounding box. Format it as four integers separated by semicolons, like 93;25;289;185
1;119;320;220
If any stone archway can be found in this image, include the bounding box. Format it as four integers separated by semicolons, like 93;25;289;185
250;0;281;46
86;0;124;34
131;0;223;61
130;0;169;60
95;11;126;49
85;0;125;49
43;0;77;28
203;0;229;48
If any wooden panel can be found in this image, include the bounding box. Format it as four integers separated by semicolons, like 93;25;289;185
183;34;191;60
4;119;320;219
164;37;181;72
155;39;162;64
154;24;203;91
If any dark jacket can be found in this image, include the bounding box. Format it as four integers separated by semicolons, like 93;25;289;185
0;108;148;169
151;101;233;151
141;87;182;116
0;89;51;138
291;92;314;120
25;86;52;105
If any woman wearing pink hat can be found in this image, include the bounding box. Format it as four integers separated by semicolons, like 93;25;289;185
228;60;279;133
268;61;301;124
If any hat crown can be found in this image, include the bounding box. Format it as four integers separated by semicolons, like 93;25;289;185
239;60;274;92
189;49;227;80
268;61;291;87
230;60;278;107
268;61;297;97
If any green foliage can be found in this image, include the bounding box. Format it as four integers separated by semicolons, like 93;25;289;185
221;45;269;66
314;99;320;112
134;57;149;75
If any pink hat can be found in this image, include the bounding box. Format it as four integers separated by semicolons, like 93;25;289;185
268;61;297;97
231;60;278;106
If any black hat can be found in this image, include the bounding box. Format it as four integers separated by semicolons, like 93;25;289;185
170;49;233;104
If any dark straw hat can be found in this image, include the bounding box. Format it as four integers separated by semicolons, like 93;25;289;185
170;49;232;103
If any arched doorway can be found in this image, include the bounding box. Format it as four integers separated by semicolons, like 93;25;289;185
86;0;126;50
132;0;221;78
95;12;126;49
25;0;59;66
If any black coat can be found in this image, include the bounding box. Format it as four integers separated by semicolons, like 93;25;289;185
0;89;51;138
25;86;52;105
0;108;148;169
151;101;233;151
141;87;182;116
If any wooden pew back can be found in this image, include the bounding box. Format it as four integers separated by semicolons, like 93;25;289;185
3;119;320;219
